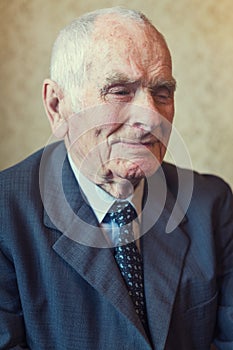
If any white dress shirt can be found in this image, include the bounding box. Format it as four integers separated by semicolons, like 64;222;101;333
68;154;144;249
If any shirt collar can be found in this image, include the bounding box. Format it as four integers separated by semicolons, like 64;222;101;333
68;154;144;223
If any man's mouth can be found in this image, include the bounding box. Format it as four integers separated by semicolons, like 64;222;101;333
110;136;160;148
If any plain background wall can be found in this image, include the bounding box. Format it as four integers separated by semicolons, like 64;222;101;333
0;0;232;188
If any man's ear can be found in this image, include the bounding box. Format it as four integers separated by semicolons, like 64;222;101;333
42;79;69;138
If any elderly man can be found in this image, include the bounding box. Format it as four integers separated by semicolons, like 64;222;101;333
0;7;232;350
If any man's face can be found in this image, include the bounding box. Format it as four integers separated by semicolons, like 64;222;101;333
64;17;175;197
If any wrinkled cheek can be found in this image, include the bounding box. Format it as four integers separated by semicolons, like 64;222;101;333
71;138;112;179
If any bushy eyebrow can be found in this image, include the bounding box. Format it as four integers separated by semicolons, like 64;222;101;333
100;73;138;95
100;73;137;96
149;78;177;92
105;73;138;85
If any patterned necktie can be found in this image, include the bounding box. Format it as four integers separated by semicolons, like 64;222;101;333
107;201;148;329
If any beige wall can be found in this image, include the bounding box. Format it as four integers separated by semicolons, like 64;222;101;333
0;0;232;188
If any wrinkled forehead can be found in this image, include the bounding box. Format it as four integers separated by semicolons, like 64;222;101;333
80;15;172;84
87;14;172;69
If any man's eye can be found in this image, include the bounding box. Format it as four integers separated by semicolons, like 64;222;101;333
105;86;133;102
152;87;172;104
157;93;169;99
109;88;130;95
114;90;130;95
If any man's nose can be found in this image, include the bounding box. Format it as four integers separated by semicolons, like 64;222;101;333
126;89;162;132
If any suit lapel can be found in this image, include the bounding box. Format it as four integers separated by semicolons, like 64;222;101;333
141;173;190;349
52;233;150;343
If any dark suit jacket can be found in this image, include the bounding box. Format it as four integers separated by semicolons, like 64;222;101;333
0;142;232;350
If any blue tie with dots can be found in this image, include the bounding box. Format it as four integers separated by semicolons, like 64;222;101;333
108;201;148;329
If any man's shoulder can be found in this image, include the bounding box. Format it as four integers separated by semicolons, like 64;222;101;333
0;142;64;191
160;162;232;230
162;161;232;200
1;141;62;173
1;148;42;179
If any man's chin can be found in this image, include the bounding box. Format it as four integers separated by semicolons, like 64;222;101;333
104;158;161;182
97;161;160;198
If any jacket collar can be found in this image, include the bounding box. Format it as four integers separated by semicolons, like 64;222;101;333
141;172;189;348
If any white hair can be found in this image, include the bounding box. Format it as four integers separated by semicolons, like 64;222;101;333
50;8;153;96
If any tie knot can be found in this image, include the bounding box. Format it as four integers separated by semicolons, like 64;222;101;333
108;201;137;227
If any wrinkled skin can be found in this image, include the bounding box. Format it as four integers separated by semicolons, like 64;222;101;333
44;15;175;198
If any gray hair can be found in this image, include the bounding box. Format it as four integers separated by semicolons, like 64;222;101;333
50;7;154;100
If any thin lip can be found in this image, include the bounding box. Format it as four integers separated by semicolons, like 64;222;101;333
110;137;160;146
